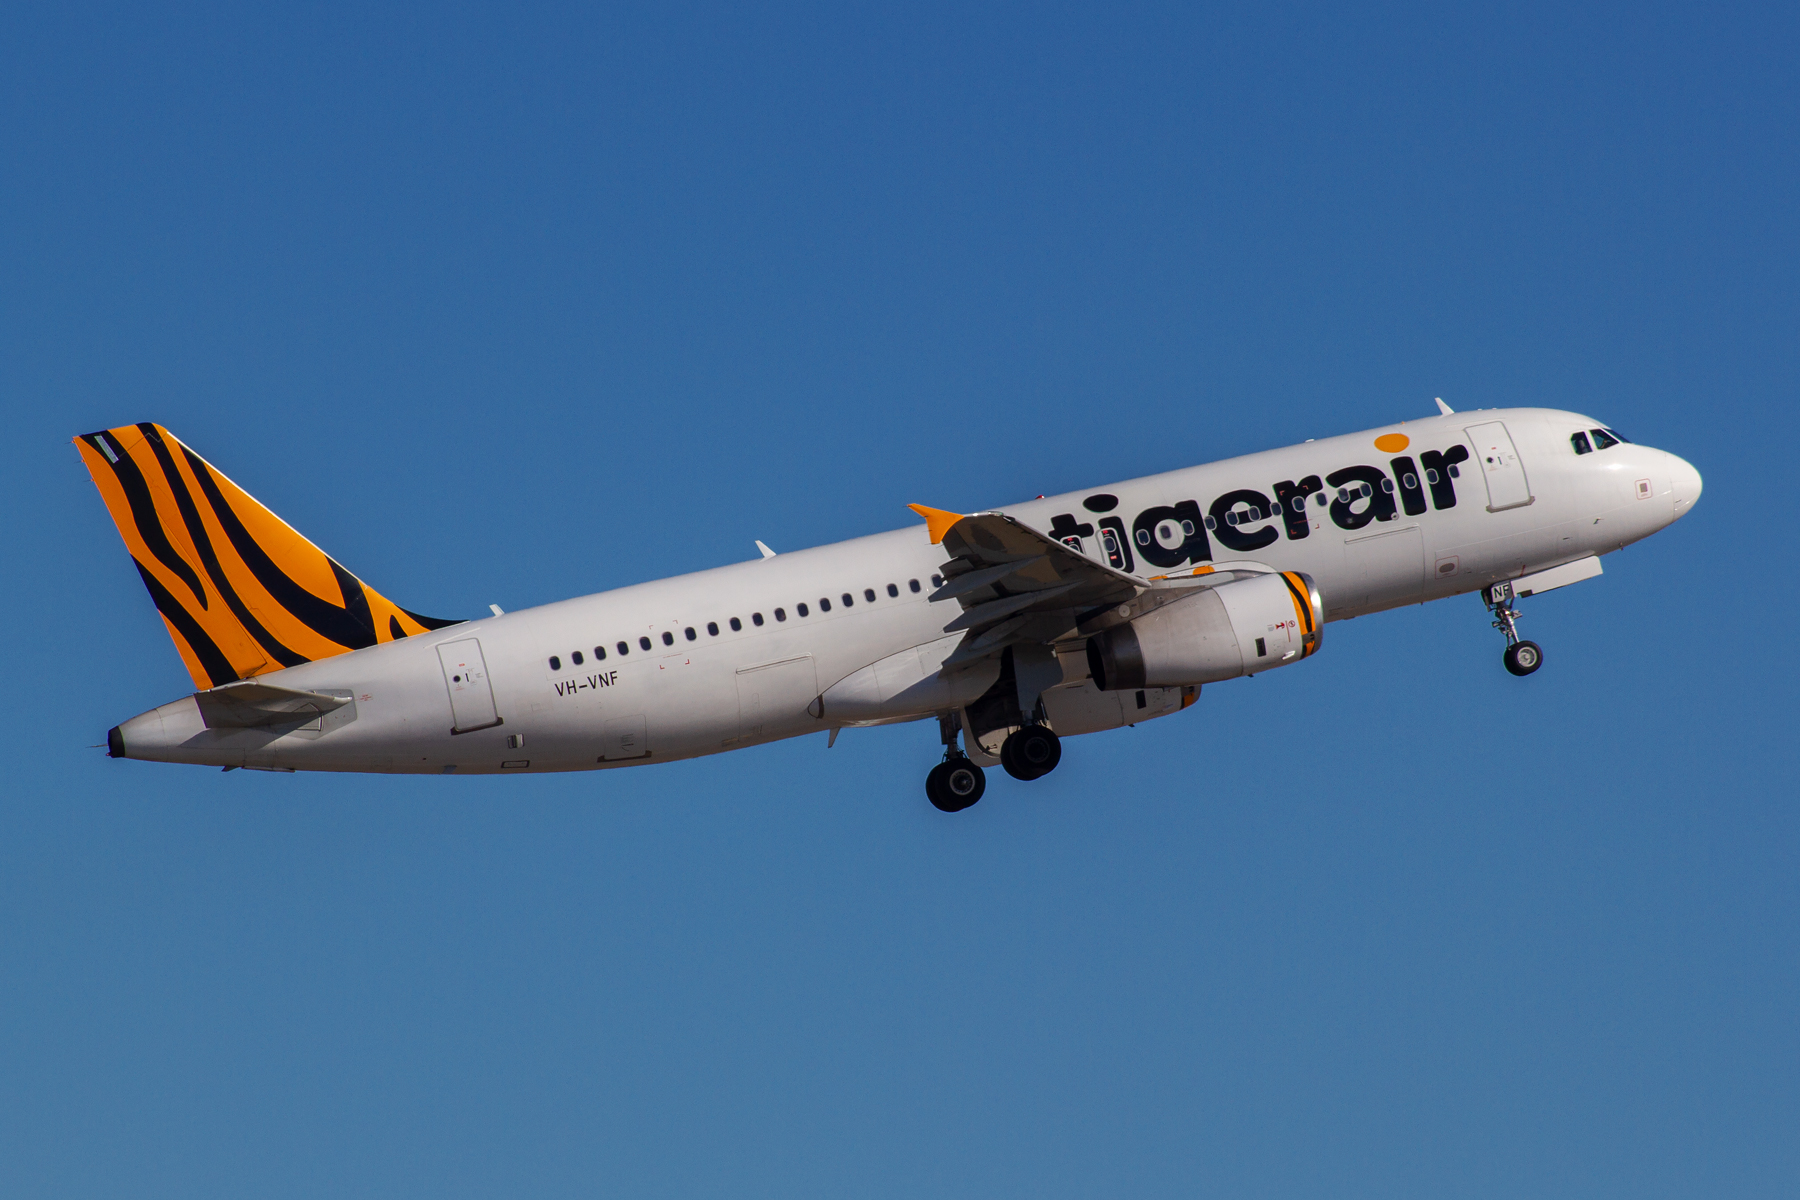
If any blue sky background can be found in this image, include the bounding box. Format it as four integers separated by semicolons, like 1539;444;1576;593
3;2;1796;1196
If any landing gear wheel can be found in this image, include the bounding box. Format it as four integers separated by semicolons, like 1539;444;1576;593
926;758;986;812
1000;726;1062;782
1503;640;1543;676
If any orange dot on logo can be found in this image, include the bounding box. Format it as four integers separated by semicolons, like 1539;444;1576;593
1374;433;1410;452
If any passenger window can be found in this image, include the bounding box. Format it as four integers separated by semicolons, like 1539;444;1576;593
617;641;630;655
1314;492;1327;506
1426;468;1440;484
841;592;853;607
775;608;786;621
1181;519;1196;535
1447;464;1460;478
932;574;944;587
1403;473;1418;489
1571;431;1593;454
594;646;606;660
639;636;652;651
1381;478;1394;493
572;650;584;665
549;656;561;670
865;588;877;602
707;622;719;636
1135;528;1152;545
662;631;674;645
887;584;899;598
1203;516;1217;530
684;627;696;641
909;579;921;593
755;612;767;625
798;603;810;617
1591;428;1619;450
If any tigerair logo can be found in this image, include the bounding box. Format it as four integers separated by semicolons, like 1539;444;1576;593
1046;433;1471;574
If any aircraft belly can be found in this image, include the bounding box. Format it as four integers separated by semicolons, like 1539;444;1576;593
1338;524;1426;614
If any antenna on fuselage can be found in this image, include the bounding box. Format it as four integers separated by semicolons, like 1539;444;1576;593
755;540;777;559
1435;397;1455;415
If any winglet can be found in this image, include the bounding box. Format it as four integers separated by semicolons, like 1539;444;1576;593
907;504;965;545
755;540;776;559
1435;397;1455;415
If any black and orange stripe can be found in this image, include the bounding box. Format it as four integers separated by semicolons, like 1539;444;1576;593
75;423;459;689
1279;571;1322;659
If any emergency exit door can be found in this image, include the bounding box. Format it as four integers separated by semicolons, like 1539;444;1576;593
437;638;502;733
1465;421;1534;512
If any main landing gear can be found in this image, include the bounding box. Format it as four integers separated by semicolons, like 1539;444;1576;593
1485;581;1544;677
924;715;1064;812
926;758;986;813
1000;724;1061;782
926;713;985;813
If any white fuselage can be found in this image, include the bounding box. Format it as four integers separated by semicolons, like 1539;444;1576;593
113;408;1701;774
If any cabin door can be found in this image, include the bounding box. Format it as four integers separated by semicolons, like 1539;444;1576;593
1465;421;1534;511
437;638;501;733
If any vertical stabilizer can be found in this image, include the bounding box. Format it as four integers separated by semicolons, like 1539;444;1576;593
75;423;459;689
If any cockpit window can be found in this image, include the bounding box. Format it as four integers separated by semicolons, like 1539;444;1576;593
1604;427;1631;443
1571;431;1593;455
1591;428;1619;450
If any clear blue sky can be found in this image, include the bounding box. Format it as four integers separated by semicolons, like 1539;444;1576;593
4;3;1796;1196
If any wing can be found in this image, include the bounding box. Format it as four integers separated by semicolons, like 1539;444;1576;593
908;504;1146;666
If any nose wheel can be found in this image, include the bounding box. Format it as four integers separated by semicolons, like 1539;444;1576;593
1503;640;1543;676
1486;582;1544;676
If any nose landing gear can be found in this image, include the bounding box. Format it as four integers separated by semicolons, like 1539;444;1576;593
1486;581;1544;676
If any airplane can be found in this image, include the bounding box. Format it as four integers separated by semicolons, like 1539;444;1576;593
78;400;1700;811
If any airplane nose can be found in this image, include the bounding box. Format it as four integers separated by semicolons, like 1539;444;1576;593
1669;453;1703;519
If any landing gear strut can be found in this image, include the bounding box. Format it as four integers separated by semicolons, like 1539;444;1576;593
1000;725;1062;782
926;713;985;813
1485;581;1543;677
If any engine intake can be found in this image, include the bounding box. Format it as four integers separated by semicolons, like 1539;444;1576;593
1087;571;1322;690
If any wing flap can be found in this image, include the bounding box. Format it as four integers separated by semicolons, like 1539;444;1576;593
907;508;1148;667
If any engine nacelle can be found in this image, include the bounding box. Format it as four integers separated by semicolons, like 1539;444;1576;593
1087;571;1322;690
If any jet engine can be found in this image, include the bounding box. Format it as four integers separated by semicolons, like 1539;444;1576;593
1086;571;1323;690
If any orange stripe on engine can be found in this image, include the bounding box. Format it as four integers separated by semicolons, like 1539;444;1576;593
1280;572;1319;657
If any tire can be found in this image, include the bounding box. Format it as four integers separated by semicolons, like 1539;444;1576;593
1001;726;1062;781
1503;640;1543;676
927;759;985;811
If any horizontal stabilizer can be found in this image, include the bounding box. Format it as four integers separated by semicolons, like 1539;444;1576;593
195;680;352;729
